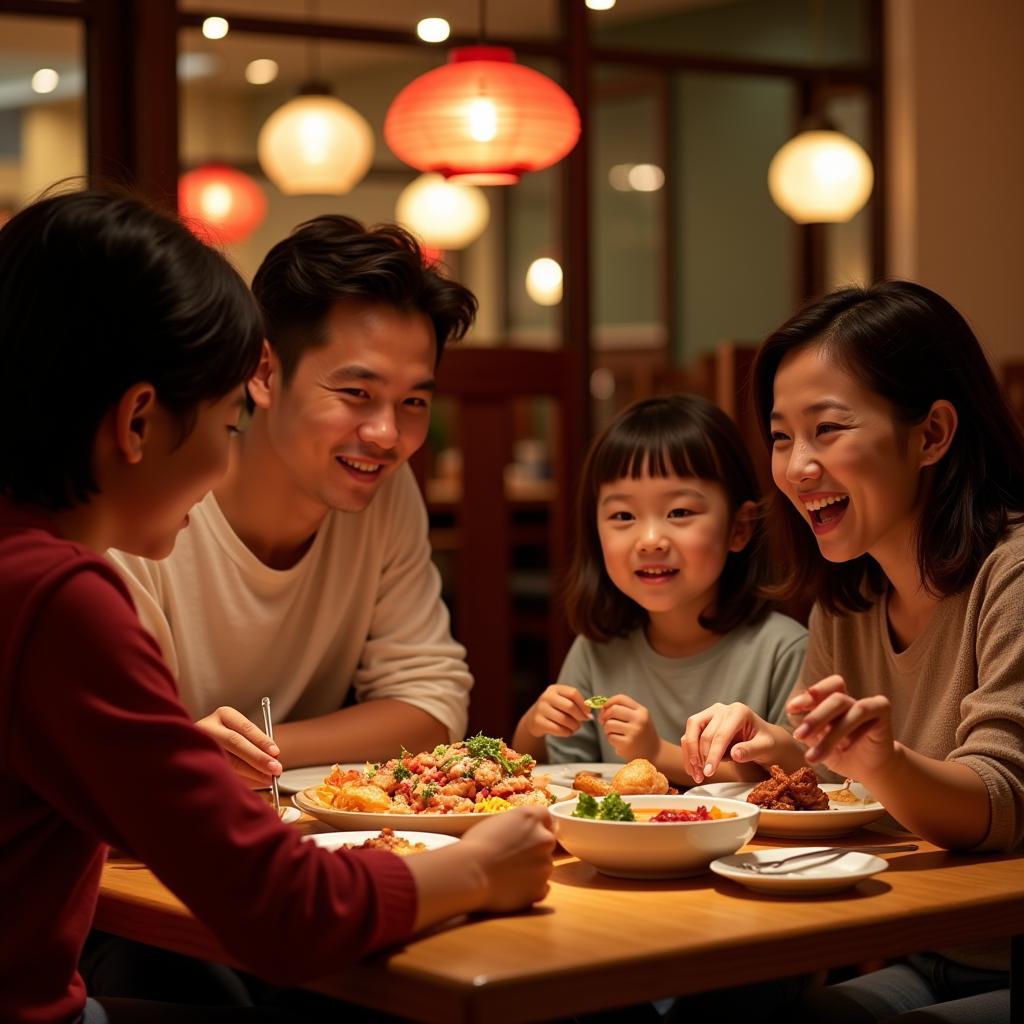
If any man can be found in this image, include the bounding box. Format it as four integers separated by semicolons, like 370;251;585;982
111;215;477;780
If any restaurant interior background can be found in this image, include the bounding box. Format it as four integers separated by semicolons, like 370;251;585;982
1;0;1021;738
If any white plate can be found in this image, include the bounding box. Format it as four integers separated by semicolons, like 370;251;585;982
710;847;888;895
542;762;625;788
689;781;885;838
293;783;574;836
278;764;366;794
303;829;460;853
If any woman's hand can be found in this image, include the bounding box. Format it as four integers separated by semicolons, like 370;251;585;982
522;684;591;738
195;705;282;787
788;675;896;781
598;694;659;762
681;702;800;784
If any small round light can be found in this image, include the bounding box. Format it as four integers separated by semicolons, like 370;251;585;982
586;0;617;9
417;17;451;43
202;16;229;40
396;173;490;250
525;257;563;307
31;68;59;94
608;163;633;191
245;59;278;85
627;163;664;192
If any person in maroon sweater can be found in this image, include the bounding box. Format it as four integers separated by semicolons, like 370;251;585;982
0;189;555;1024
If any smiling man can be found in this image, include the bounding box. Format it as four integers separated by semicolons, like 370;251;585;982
110;215;477;778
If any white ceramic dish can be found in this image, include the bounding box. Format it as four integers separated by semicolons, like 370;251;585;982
689;781;885;838
293;783;574;836
710;846;888;895
550;793;758;879
542;762;625;789
303;829;460;853
278;764;366;795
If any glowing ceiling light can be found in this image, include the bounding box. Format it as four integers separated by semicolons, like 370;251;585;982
179;164;267;244
586;0;617;8
396;173;490;250
627;163;664;192
467;98;498;142
525;257;563;306
202;16;229;40
31;68;59;94
245;59;279;85
417;17;451;43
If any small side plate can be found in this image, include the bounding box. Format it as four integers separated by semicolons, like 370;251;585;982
710;847;888;896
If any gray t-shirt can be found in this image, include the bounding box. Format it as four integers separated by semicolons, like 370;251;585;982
545;612;807;764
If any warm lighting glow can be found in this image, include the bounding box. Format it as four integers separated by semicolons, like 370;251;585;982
384;46;580;186
396;173;490;250
258;93;374;195
202;16;229;40
179;164;267;244
245;59;278;85
628;163;664;191
416;17;451;43
526;257;563;306
31;68;59;94
586;0;617;9
768;130;874;224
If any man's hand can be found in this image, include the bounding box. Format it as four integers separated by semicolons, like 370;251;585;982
195;705;282;787
597;694;659;761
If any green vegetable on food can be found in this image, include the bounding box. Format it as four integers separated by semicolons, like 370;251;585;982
465;732;534;775
571;792;635;822
584;695;609;710
392;763;412;782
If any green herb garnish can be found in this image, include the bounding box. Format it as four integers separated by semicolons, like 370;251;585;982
572;792;635;822
465;732;529;774
584;695;609;710
392;763;412;782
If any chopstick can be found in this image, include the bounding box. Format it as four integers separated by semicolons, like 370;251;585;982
260;696;281;818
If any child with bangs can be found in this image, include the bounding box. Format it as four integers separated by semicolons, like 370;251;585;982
513;394;806;786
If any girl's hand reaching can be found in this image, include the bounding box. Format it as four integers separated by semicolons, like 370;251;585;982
598;694;660;761
522;684;591;739
788;675;896;781
681;702;801;784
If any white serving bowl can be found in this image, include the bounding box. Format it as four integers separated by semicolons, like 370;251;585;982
550;794;758;879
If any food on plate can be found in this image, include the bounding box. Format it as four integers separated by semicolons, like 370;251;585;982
584;695;609;709
829;779;866;804
310;733;557;816
572;758;674;797
344;828;429;856
642;806;737;822
747;764;830;811
572;792;636;821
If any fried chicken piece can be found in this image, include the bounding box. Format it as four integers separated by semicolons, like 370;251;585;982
788;766;830;810
611;758;670;795
573;772;612;796
747;764;828;811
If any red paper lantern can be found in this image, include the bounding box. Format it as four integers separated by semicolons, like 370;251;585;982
384;46;581;186
178;164;267;244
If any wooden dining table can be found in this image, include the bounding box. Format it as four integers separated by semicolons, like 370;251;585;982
95;818;1024;1023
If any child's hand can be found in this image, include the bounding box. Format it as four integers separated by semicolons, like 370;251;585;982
789;675;896;781
597;694;659;762
681;702;785;784
523;684;591;738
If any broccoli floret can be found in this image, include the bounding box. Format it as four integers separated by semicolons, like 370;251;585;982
572;793;600;818
596;793;635;821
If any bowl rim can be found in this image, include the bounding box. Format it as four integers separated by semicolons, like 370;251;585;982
549;793;759;826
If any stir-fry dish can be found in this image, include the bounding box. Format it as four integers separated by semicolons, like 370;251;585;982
572;758;675;797
311;734;557;815
343;828;430;856
747;764;830;811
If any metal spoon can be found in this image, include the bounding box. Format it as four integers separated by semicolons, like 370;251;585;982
260;696;282;818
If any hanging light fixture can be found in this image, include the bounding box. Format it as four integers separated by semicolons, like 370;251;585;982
384;44;580;185
395;173;490;250
768;124;874;223
179;163;267;243
525;257;563;306
256;0;374;195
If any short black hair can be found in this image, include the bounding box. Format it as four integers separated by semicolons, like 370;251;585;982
753;279;1024;614
251;214;477;380
0;187;264;510
565;394;772;641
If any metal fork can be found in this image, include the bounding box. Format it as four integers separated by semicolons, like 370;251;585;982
740;843;918;873
260;696;281;818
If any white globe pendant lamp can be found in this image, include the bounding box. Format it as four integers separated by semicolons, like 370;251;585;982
768;125;874;224
395;173;490;250
258;85;374;196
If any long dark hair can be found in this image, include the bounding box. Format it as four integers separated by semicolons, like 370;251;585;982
0;187;264;510
565;394;772;641
753;279;1024;614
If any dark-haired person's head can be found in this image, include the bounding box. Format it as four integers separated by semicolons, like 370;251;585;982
0;187;263;553
565;393;771;642
251;215;477;380
246;216;478;515
753;279;1024;614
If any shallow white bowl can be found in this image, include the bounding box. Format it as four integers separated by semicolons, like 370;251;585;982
550;794;758;879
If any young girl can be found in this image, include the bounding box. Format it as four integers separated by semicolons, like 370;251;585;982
513;394;806;786
683;281;1022;1023
0;189;553;1024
